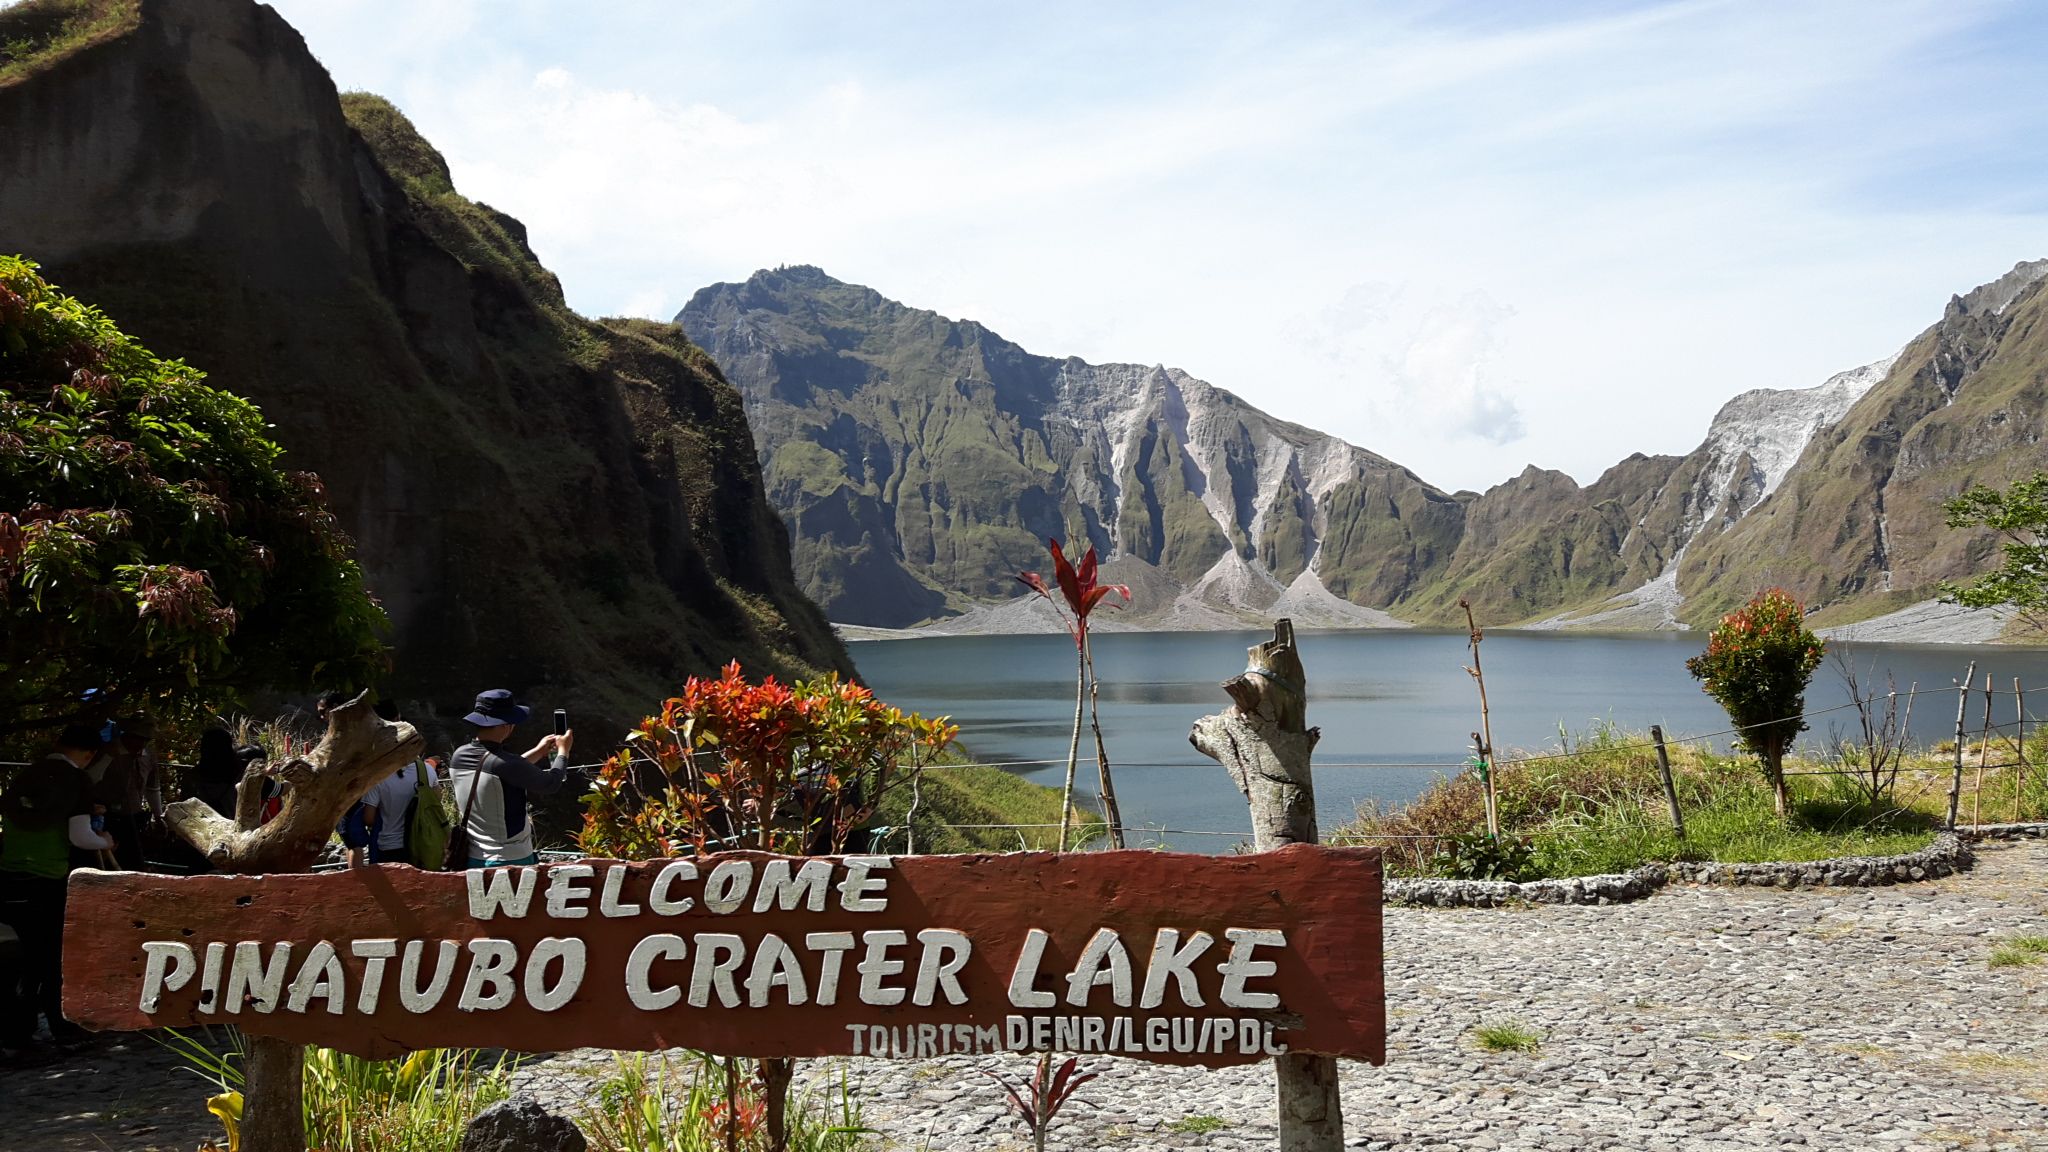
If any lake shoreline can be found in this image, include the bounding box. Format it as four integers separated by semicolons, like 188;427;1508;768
835;598;2039;648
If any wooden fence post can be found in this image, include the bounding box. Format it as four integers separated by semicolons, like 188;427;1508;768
1650;725;1684;839
1190;619;1343;1152
161;691;422;1152
1458;599;1500;838
2017;678;2028;823
1947;663;1977;830
1973;674;1994;827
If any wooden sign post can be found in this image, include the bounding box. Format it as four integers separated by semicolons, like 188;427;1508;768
1192;619;1347;1151
67;847;1384;1070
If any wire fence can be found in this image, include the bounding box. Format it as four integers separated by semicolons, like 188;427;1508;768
13;675;2046;852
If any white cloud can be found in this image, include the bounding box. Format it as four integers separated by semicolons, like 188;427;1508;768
266;0;2048;491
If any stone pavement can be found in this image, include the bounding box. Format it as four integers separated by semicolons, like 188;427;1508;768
7;840;2048;1150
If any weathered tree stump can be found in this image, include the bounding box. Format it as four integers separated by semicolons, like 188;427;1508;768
1189;619;1343;1151
162;690;422;1152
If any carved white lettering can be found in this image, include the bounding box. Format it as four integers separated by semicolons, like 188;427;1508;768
857;929;908;1006
754;858;833;913
647;860;698;914
196;941;226;1014
400;939;460;1012
544;864;595;919
466;867;537;919
284;940;346;1015
1146;1017;1170;1050
351;939;398;1014
625;934;687;1010
837;856;892;912
689;933;746;1007
523;937;586;1011
745;933;809;1007
1064;927;1134;1008
1007;928;1056;1008
138;941;194;1013
1218;927;1285;1009
806;931;855;1006
703;860;755;915
224;941;291;1014
458;939;519;1011
599;865;641;917
912;928;972;1006
1139;928;1213;1009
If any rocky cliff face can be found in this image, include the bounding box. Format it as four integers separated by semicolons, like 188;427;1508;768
681;267;1458;629
0;0;849;738
686;262;2048;636
1680;260;2048;628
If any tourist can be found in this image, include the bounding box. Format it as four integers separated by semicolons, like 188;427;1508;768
92;717;164;870
0;726;118;1050
449;689;574;869
356;700;438;865
191;727;265;819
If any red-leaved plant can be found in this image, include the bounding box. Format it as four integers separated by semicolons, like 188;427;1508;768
1019;538;1131;850
985;1054;1099;1152
579;662;955;1150
1685;588;1825;817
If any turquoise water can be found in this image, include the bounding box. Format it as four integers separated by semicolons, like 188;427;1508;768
851;629;2048;852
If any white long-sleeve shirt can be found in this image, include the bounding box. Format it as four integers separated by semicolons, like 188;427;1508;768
68;814;116;852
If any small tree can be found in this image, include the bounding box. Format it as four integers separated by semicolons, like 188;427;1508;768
0;256;385;739
579;662;955;1151
1827;652;1915;809
1941;471;2048;630
1018;538;1129;850
1685;588;1825;817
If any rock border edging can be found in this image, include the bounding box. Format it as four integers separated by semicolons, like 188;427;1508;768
1384;832;1975;908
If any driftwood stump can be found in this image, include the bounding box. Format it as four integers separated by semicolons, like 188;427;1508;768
1189;619;1343;1151
162;690;423;1152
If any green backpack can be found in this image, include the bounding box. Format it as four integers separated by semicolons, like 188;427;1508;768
405;760;453;870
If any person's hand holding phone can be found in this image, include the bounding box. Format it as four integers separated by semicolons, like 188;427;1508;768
553;709;574;758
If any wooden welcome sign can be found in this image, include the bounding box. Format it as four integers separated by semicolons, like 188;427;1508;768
64;844;1384;1067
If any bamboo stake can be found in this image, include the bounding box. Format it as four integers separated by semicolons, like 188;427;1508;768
1651;724;1685;839
2016;677;2027;823
1056;640;1084;852
1085;637;1126;849
1948;663;1977;830
1974;674;1994;827
1459;599;1500;839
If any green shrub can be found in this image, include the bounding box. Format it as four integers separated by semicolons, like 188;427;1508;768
1686;588;1825;816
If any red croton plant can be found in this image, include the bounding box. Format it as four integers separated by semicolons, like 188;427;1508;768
578;661;955;1150
1019;538;1131;850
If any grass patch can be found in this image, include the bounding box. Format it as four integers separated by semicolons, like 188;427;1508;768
1166;1115;1230;1135
161;1029;517;1151
1333;724;1942;880
1471;1020;1542;1054
872;759;1102;853
0;0;137;87
582;1052;868;1152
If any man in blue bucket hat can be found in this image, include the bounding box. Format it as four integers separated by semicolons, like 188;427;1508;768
448;689;575;868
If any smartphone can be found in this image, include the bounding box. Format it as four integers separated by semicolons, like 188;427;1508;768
554;708;569;736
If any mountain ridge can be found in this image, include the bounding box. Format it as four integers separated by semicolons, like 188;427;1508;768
0;0;850;742
684;261;2048;639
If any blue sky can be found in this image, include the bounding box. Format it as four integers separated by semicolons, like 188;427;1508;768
267;0;2048;492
